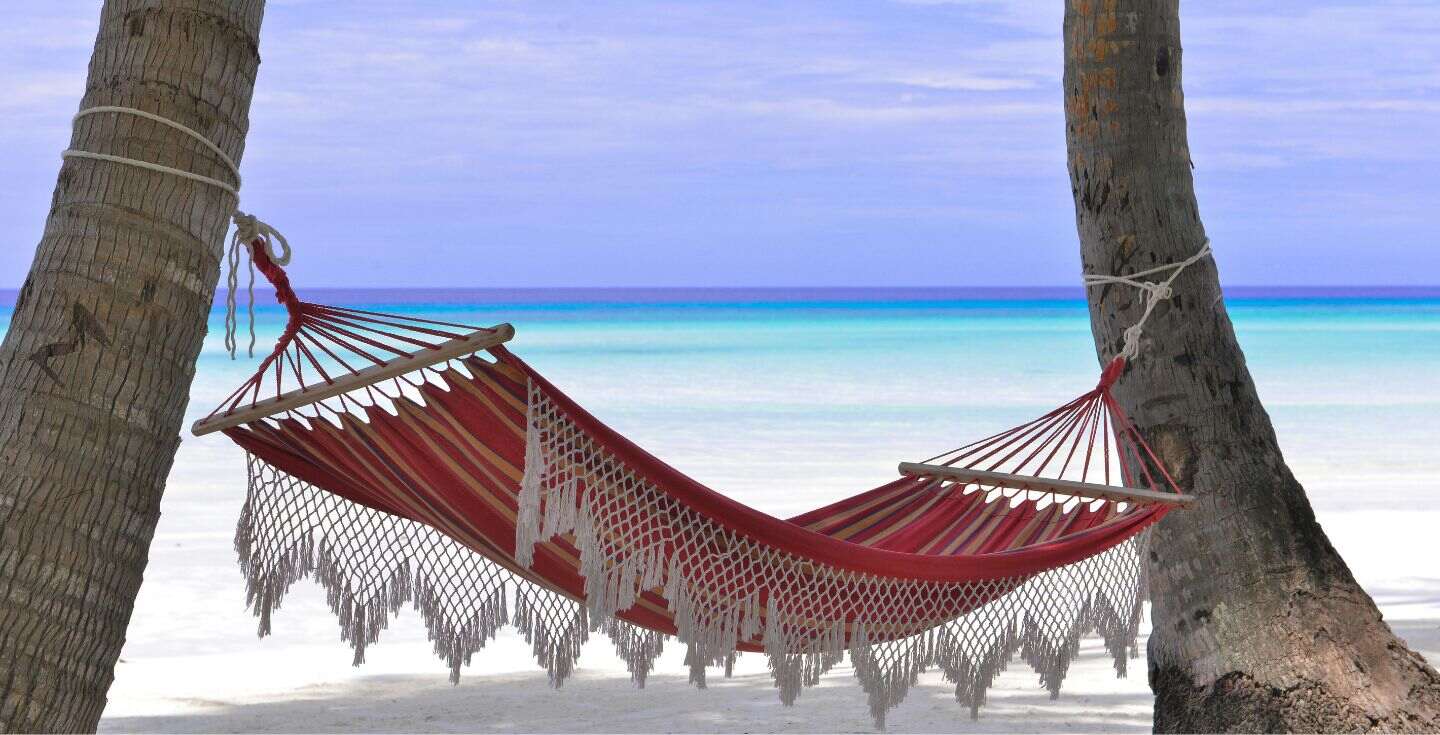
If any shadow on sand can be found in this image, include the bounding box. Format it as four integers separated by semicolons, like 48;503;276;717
100;621;1437;734
101;663;1153;734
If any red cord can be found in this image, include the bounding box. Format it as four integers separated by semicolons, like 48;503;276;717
1097;356;1126;390
246;240;305;379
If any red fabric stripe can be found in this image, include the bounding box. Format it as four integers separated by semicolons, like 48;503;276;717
787;478;923;530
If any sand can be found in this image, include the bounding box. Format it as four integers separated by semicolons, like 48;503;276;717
98;504;1439;733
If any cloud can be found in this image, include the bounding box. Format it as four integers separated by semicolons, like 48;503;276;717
721;97;1052;125
1189;97;1440;116
1;72;84;113
883;72;1035;91
2;1;1438;286
887;0;1064;35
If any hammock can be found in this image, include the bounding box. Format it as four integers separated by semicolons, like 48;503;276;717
192;243;1192;725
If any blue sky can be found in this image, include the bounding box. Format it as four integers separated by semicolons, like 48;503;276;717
2;1;1437;287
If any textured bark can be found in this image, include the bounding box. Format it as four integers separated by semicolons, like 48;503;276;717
1061;1;1440;732
0;1;264;731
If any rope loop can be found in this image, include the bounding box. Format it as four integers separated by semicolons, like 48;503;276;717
1120;324;1146;360
1145;282;1173;301
233;211;292;266
1083;239;1212;362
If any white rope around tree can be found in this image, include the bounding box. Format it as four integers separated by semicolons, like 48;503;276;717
61;105;287;358
1082;239;1212;360
63;105;243;196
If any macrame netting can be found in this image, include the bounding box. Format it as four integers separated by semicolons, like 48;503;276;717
238;444;1152;726
514;377;1153;711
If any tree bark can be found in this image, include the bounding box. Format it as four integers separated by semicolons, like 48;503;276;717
0;1;264;731
1061;1;1440;732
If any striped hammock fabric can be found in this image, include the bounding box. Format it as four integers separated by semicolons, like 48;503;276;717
197;245;1187;725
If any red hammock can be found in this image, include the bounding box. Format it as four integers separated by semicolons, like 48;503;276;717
197;246;1189;724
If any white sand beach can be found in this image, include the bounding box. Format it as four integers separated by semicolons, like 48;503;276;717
97;420;1440;733
99;611;1440;734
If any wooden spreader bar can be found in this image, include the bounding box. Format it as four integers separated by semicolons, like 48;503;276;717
191;323;515;437
898;462;1194;507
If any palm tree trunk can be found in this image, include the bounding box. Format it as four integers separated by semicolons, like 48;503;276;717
0;1;264;731
1061;1;1440;731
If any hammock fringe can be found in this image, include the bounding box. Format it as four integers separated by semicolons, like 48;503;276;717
515;378;1152;725
236;390;1152;728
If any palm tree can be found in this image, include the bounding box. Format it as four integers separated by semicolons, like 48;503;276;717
1062;1;1440;730
0;1;265;730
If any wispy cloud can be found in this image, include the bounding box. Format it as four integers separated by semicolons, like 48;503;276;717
882;72;1035;91
1;72;84;114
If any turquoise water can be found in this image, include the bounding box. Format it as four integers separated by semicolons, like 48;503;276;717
2;288;1436;515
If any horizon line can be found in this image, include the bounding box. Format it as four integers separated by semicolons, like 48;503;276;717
3;284;1440;310
2;284;1438;292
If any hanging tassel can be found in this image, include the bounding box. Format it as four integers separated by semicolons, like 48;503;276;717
224;211;292;359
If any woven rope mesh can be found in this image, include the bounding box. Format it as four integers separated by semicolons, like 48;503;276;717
234;378;1152;727
240;454;586;683
517;379;1151;723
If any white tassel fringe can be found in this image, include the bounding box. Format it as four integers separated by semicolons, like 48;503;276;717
236;379;1152;728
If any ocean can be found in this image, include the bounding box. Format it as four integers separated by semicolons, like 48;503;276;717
2;284;1436;544
5;286;1434;516
225;287;1435;513
2;287;1437;730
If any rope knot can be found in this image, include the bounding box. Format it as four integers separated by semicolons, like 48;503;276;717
1120;324;1145;360
1083;238;1212;367
233;211;261;246
231;211;291;266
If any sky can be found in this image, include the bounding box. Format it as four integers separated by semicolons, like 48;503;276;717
1;1;1437;288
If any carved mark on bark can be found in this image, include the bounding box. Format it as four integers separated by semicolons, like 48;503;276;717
14;276;34;313
27;304;111;386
